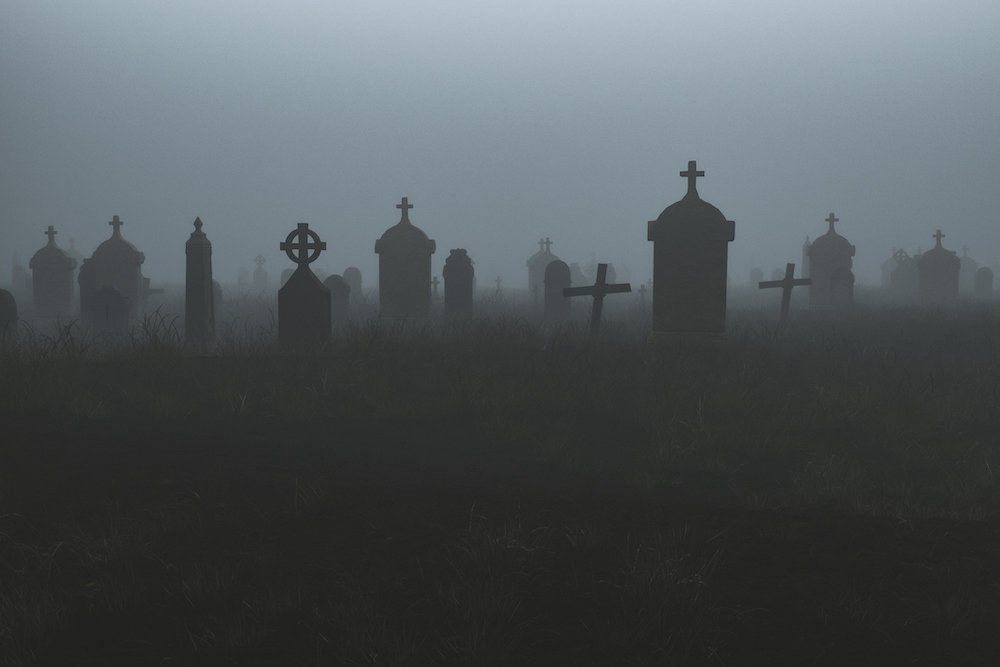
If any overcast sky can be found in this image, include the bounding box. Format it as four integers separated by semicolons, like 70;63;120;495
2;0;998;290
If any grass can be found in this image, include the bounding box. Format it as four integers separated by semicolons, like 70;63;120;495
1;286;999;664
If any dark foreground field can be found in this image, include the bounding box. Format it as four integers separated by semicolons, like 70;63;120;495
2;299;1000;665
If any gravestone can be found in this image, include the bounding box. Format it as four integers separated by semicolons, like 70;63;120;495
78;215;147;326
526;238;559;295
374;197;436;319
29;225;77;319
0;289;17;343
431;276;440;301
605;264;618;285
889;249;918;300
974;267;993;299
758;263;811;321
638;283;648;300
280;268;294;288
184;217;214;344
88;286;131;335
315;269;329;284
770;268;784;282
749;268;764;285
543;259;571;318
563;263;631;334
252;255;269;292
343;267;362;302
916;230;960;304
278;223;331;345
647;161;735;340
569;262;587;288
806;213;855;306
880;248;899;289
442;248;474;317
959;247;979;294
323;274;351;322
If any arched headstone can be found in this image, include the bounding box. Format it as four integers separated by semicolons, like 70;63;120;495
544;260;571;318
323;274;351;322
442;249;474;317
29;225;77;319
374;197;436;318
916;230;960;304
806;213;855;306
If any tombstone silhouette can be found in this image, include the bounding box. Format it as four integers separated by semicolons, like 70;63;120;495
278;223;331;345
374;197;436;318
323;274;351;322
758;263;811;321
543;260;572;318
916;230;959;304
29;225;76;319
184;218;215;344
563;263;631;334
442;249;474;317
806;213;855;306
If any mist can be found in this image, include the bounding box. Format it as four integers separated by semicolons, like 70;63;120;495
3;0;998;289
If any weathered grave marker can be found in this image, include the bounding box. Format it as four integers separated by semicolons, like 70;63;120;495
184;217;214;344
647;160;735;340
806;213;855;305
543;260;572;318
563;263;631;334
29;225;77;319
343;267;362;302
253;254;269;292
278;223;330;345
917;230;960;304
79;215;147;327
323;274;351;322
442;248;474;317
88;285;131;335
374;197;436;319
526;237;559;296
758;263;811;321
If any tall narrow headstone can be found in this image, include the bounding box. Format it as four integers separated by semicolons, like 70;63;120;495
252;255;269;292
526;238;559;295
323;274;351;322
343;267;362;302
278;223;331;345
543;260;571;318
916;230;960;304
563;263;631;334
29;225;77;319
374;197;436;319
184;217;215;344
647;161;735;340
78;215;146;326
0;289;17;344
806;213;855;306
974;267;993;299
442;248;474;317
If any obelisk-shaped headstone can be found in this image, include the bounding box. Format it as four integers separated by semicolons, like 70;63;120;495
185;217;215;344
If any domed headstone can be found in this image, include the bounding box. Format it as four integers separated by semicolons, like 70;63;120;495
79;215;147;326
374;197;436;319
526;238;559;296
806;213;855;306
29;225;77;319
647;161;735;339
442;249;474;317
323;274;351;322
543;259;571;318
916;230;960;304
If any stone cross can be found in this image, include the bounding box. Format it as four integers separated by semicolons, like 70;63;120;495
826;213;838;231
563;263;631;334
933;229;945;246
431;275;440;296
281;223;326;266
680;160;705;194
254;254;266;268
397;197;413;222
44;225;57;244
758;262;811;321
109;215;124;234
539;237;552;253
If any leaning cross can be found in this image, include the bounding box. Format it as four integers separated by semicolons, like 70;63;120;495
680;160;705;195
758;263;811;321
44;225;57;244
280;223;326;268
397;197;413;222
563;262;632;334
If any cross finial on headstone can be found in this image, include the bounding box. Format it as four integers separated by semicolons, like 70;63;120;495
826;213;839;232
397;197;413;223
254;254;266;268
933;229;945;247
680;160;705;196
44;225;57;245
193;217;203;233
280;223;326;267
109;215;123;236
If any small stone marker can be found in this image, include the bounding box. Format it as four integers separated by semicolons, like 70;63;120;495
184;217;215;344
374;197;436;319
323;274;351;322
638;283;647;300
0;289;17;343
343;267;362;302
758;263;811;321
974;267;993;298
278;223;331;345
543;260;572;318
29;225;77;319
563;263;632;334
253;254;269;292
916;229;960;304
889;248;918;300
442;248;474;317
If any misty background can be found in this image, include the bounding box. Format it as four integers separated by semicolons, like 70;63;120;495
2;1;998;291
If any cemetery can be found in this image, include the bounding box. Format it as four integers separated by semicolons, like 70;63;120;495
2;193;1000;665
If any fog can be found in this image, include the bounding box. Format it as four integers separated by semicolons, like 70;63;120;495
3;0;998;290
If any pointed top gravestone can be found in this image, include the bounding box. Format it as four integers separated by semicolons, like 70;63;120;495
563;263;631;334
374;197;436;319
29;225;77;319
184;217;215;344
806;213;855;306
759;263;811;321
526;237;560;295
279;223;331;345
916;229;960;304
647;160;735;341
442;248;474;317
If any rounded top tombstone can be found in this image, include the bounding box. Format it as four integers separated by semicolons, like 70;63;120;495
374;197;436;255
807;213;854;258
649;163;729;240
29;225;77;272
91;215;145;267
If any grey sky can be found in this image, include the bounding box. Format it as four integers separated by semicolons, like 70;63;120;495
2;1;998;289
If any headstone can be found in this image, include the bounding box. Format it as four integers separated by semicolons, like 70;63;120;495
315;269;329;284
374;197;436;319
280;268;294;288
526;238;559;295
543;259;571;318
563;263;631;334
959;247;979;294
758;263;811;321
916;230;960;304
88;286;131;335
770;268;784;282
278;223;331;345
252;254;269;292
806;213;855;306
343;267;362;302
569;262;587;287
880;248;899;289
442;248;474;317
29;225;77;319
889;249;918;300
78;215;147;326
749;268;764;285
323;274;351;322
0;289;17;343
974;267;993;299
647;161;735;340
184;217;214;344
638;283;648;300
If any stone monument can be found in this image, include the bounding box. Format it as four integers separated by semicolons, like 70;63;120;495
916;230;960;304
323;274;351;322
526;238;559;296
278;223;331;345
29;225;77;319
343;267;362;303
543;259;571;318
184;217;215;344
442;248;474;317
374;197;436;319
805;213;855;306
563;263;631;334
78;215;146;327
